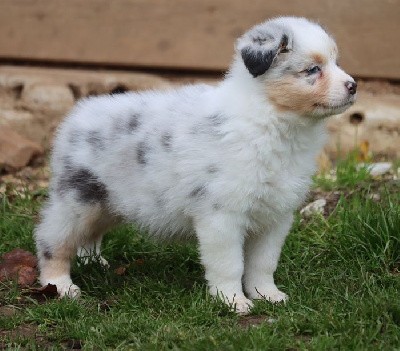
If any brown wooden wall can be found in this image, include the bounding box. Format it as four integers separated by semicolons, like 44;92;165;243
0;0;399;79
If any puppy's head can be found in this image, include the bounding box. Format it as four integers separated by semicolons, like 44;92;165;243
236;17;356;117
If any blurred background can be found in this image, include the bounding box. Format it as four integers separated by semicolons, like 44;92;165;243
0;0;399;187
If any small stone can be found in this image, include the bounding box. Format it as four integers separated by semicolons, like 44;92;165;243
21;83;74;113
0;126;44;170
365;162;392;177
368;193;381;201
300;199;327;218
0;109;34;123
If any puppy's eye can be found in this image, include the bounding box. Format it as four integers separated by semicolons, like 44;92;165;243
305;66;321;75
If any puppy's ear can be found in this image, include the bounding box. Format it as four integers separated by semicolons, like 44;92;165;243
239;33;289;78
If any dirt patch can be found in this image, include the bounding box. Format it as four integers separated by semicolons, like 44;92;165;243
63;339;84;350
238;315;275;329
0;306;19;318
0;324;46;349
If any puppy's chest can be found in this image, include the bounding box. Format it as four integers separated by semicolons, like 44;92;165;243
242;140;316;218
251;163;310;210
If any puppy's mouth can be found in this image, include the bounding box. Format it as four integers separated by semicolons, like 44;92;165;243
313;100;354;110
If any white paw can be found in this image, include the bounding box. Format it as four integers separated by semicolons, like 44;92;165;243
248;287;288;303
231;296;254;315
98;256;110;268
58;284;81;299
217;294;254;315
264;289;288;303
41;276;81;299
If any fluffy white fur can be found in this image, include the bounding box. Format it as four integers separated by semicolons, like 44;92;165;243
35;17;356;314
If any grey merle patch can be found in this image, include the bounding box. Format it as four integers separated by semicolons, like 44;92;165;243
212;203;222;210
189;185;207;198
38;240;53;259
208;113;226;126
161;132;172;151
86;131;104;149
128;113;141;132
58;167;108;203
43;250;53;260
69;130;83;144
137;141;148;165
207;165;219;174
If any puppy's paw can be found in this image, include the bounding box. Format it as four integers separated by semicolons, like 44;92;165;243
41;276;81;299
248;286;288;303
98;256;110;268
264;289;288;303
217;294;253;315
58;284;81;299
231;296;254;315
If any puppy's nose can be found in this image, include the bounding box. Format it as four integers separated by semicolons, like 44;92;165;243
345;81;357;95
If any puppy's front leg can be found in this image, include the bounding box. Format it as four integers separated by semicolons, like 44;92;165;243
194;213;253;314
244;215;293;303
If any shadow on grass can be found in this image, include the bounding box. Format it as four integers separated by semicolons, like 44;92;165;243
72;226;205;302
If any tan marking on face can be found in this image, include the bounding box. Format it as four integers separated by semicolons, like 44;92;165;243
311;53;327;65
266;71;331;115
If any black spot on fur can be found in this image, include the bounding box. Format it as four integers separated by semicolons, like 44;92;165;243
207;165;218;174
43;250;52;260
37;240;53;260
58;167;108;203
137;141;148;165
189;185;207;198
86;130;104;149
161;132;172;151
128;113;140;132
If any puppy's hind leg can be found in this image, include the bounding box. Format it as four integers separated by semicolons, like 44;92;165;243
77;215;118;268
35;197;110;298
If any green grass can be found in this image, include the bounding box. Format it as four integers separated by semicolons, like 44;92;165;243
1;167;400;350
313;150;373;190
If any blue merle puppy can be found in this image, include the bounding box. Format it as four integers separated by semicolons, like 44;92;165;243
35;17;356;314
